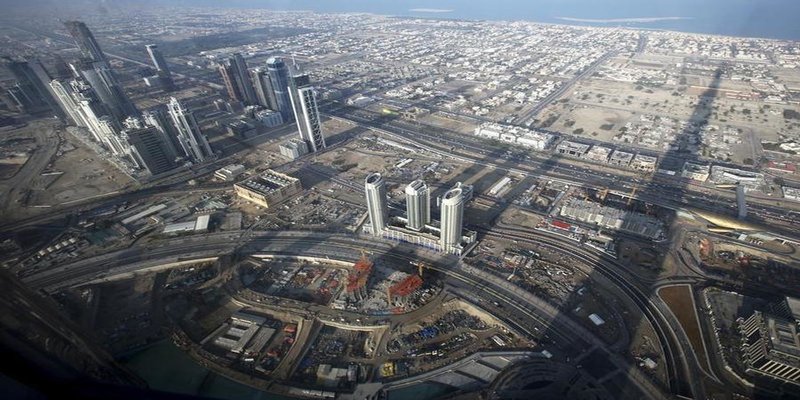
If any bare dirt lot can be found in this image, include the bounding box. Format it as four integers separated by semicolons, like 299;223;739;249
659;285;711;373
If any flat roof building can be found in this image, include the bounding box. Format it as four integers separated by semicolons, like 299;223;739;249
234;170;301;208
583;146;612;162
474;122;555;151
279;138;309;160
556;140;591;157
682;162;711;182
630;154;658;172
215;164;245;182
738;311;800;384
608;150;634;167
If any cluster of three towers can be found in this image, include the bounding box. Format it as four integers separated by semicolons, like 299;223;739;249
364;173;467;254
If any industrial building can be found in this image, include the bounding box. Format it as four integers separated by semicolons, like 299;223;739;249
784;187;800;202
559;198;664;239
212;311;275;356
162;215;210;234
234;169;302;208
709;166;765;191
488;176;512;197
214;164;246;182
738;311;800;384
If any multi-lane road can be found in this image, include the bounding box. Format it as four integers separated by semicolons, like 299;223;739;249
325;106;800;239
22;229;673;399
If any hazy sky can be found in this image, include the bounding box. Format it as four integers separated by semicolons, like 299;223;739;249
3;0;799;40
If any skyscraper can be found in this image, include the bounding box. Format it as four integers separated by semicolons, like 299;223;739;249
64;21;137;121
166;97;213;163
64;21;108;66
142;109;180;161
288;73;325;152
251;67;278;110
266;57;292;121
3;58;61;116
145;44;175;90
78;61;138;120
230;53;257;105
405;180;430;231
218;63;242;102
125;126;176;175
440;187;465;254
364;173;388;236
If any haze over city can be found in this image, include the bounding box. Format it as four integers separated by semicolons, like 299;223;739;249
0;1;799;400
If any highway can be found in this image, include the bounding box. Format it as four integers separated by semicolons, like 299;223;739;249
22;228;677;398
324;107;800;238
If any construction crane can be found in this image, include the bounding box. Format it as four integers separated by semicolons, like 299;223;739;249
627;183;638;206
597;187;609;202
418;262;428;277
409;261;429;278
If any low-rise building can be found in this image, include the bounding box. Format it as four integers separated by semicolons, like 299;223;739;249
559;198;664;239
608;150;634;167
556;140;591;157
682;162;711;182
162;214;210;234
474;122;555;151
630;154;658;172
279;138;309;160
783;186;800;202
215;164;246;181
254;109;283;127
234;169;302;208
583;146;612;162
709;166;765;191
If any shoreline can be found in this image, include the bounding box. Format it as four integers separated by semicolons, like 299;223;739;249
136;5;800;42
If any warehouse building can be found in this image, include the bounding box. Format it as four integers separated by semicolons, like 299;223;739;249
234;169;302;208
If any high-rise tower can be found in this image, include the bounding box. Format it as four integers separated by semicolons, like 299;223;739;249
166;97;212;163
266;57;292;121
288;73;325;152
218;63;242;102
230;53;256;105
364;173;388;236
439;187;465;254
64;21;108;66
251;67;278;110
125;126;176;175
77;61;138;120
405;180;430;231
145;44;175;90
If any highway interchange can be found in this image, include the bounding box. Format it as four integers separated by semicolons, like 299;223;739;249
8;100;800;399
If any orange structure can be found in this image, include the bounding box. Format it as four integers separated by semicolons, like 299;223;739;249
389;275;423;298
346;253;373;293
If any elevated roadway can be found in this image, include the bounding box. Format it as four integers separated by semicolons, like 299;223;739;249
23;229;676;399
